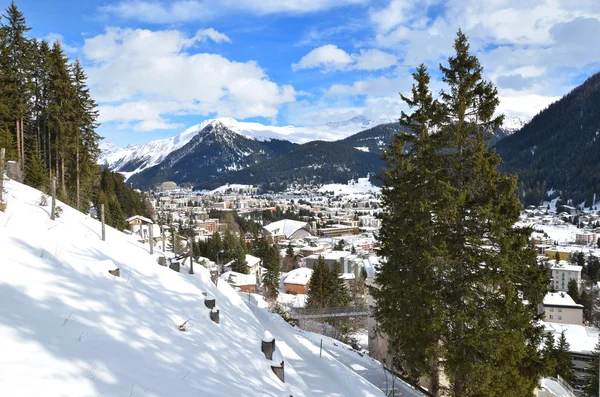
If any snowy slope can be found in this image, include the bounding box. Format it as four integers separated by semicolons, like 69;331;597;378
249;305;424;397
318;175;381;197
0;179;387;397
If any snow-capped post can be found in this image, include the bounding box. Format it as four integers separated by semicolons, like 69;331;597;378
261;331;276;360
50;176;57;221
320;339;323;358
188;237;194;274
160;225;165;252
204;296;215;309
209;307;219;324
100;203;105;241
148;222;154;255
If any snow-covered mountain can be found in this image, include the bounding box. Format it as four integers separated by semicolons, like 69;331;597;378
0;178;423;396
100;117;398;178
126;120;296;189
502;116;531;133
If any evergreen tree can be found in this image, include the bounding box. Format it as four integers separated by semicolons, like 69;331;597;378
328;261;349;308
581;289;593;322
262;245;281;300
306;256;332;309
554;331;574;383
24;137;47;190
230;244;248;274
373;30;547;396
586;337;600;396
567;279;580;303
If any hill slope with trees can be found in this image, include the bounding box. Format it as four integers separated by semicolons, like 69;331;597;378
495;71;600;206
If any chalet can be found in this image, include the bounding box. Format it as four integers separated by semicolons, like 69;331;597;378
283;268;313;295
223;254;262;278
219;271;258;293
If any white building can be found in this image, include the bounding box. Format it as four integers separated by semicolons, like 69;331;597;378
575;232;597;245
542;292;583;325
550;261;582;291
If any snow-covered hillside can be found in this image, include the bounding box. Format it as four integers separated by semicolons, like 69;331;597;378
318;176;381;198
0;179;392;397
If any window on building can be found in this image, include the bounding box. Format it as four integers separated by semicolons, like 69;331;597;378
558;316;562;320
558;308;562;312
549;315;554;319
550;308;554;312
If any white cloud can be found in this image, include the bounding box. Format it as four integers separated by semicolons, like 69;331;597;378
192;28;231;43
43;32;78;53
100;0;367;23
292;45;353;72
351;49;397;71
85;27;295;130
292;45;396;72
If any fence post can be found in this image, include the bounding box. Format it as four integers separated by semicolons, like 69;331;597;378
50;176;56;220
188;236;194;274
149;222;154;255
0;148;5;205
100;204;105;241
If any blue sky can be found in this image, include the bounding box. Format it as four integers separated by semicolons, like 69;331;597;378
14;0;600;146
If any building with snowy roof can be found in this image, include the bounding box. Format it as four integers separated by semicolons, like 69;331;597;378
550;262;582;291
283;268;313;295
542;292;583;325
544;322;600;390
262;219;313;242
223;254;262;278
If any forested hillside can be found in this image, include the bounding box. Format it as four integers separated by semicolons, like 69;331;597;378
0;2;147;221
205;140;385;191
495;71;600;206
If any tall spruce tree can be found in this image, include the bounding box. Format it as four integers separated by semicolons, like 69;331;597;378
262;245;281;300
586;337;600;396
329;261;349;308
306;256;332;309
553;331;574;383
373;30;547;397
231;244;248;274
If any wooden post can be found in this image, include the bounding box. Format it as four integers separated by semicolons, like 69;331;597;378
100;204;105;241
50;176;56;220
61;158;66;198
161;225;165;252
188;236;194;274
174;230;178;255
0;148;5;204
149;222;154;255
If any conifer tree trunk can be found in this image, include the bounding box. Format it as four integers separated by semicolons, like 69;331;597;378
60;157;65;197
47;128;51;178
20;118;24;167
15;120;20;164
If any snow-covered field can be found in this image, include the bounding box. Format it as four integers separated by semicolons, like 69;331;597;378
0;179;397;396
318;176;381;197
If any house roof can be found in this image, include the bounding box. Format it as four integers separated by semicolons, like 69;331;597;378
284;268;313;286
543;292;584;308
219;271;256;287
224;254;261;269
543;322;600;355
126;215;153;224
550;262;583;273
263;219;311;238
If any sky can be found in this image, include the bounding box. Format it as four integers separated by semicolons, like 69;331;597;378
14;0;600;146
